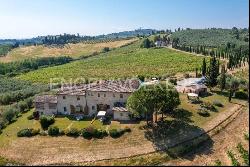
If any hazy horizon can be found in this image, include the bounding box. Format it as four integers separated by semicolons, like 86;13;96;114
0;0;249;39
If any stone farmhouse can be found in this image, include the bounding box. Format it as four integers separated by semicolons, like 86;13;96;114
176;77;207;95
34;80;141;121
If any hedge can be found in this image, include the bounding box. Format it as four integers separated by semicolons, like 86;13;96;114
17;128;40;137
48;126;60;136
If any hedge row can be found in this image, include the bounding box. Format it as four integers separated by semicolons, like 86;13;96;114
17;126;132;139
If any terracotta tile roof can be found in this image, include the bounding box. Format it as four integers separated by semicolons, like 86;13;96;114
57;79;141;95
34;95;57;103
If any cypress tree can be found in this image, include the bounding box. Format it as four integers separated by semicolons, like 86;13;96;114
207;56;219;88
219;64;226;91
202;58;207;76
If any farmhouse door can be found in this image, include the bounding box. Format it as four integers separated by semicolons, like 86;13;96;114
97;104;108;111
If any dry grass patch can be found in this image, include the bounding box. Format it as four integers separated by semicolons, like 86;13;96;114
0;38;137;63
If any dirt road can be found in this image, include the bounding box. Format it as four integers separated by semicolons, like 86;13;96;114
165;105;249;166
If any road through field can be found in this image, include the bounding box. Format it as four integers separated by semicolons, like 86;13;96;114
165;105;249;166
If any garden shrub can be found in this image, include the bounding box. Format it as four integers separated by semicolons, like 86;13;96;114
198;109;210;117
27;114;34;120
65;128;80;137
201;102;217;111
39;115;55;130
81;127;95;139
82;127;108;139
59;129;65;136
48;126;60;136
17;128;40;137
213;100;224;107
235;90;248;100
93;129;108;138
109;129;124;138
124;127;132;133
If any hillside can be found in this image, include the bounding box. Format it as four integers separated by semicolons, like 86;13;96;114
18;40;208;84
0;38;137;63
170;28;249;47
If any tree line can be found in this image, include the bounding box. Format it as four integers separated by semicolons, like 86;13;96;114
0;56;73;76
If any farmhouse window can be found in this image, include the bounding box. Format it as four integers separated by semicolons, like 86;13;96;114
113;94;115;97
49;103;57;109
120;113;123;116
107;105;110;109
104;94;106;97
63;96;66;99
120;94;123;98
35;102;45;109
64;107;67;112
92;106;95;110
98;93;100;97
77;96;80;100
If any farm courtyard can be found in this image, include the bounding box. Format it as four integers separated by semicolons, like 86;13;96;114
0;92;247;165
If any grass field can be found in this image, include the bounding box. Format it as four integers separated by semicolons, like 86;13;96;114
18;40;208;84
0;38;137;63
0;92;245;165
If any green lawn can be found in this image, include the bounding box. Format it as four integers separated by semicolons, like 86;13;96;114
17;40;208;84
53;117;105;130
178;92;243;127
0;109;40;147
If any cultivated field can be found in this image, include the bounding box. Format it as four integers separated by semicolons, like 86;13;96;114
18;40;208;84
0;38;137;63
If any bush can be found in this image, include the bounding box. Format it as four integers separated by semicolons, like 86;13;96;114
169;78;177;85
65;128;80;137
198;109;210;117
39;115;55;130
124;127;132;133
235;90;248;100
59;129;65;136
81;126;95;139
201;102;216;111
109;129;124;138
27;114;34;120
102;47;110;53
213;100;224;107
48;126;60;136
17;100;28;113
2;107;19;124
17;128;40;137
93;129;108;139
81;127;108;139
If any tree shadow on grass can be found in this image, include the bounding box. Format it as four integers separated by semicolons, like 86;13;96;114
144;119;214;161
169;108;194;123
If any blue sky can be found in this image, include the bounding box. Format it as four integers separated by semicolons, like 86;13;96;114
0;0;248;39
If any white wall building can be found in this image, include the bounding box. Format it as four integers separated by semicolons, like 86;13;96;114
176;77;207;95
34;80;140;121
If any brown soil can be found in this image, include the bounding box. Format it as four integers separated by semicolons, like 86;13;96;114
165;105;249;166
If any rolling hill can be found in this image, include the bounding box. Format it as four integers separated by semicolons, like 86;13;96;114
170;28;249;47
0;38;137;63
18;40;208;84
